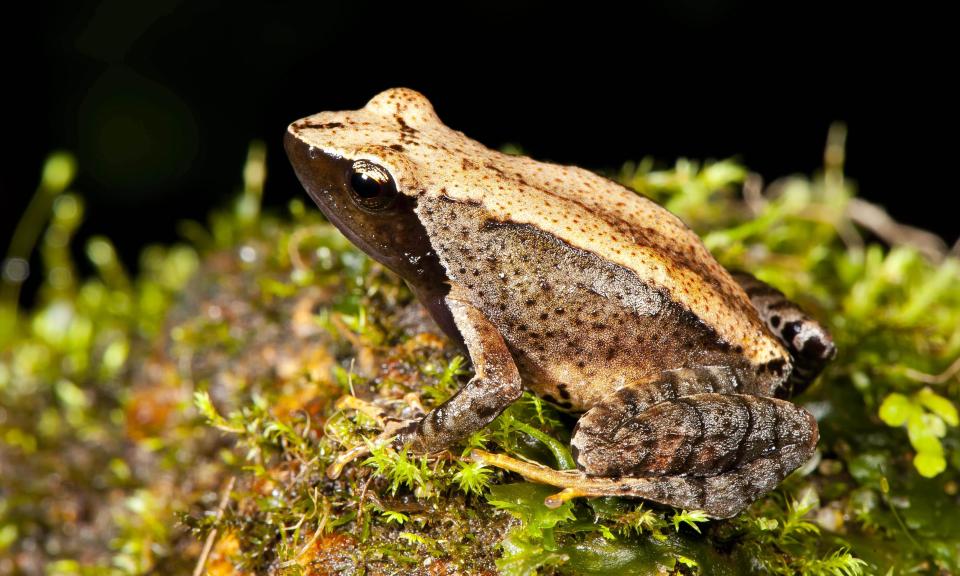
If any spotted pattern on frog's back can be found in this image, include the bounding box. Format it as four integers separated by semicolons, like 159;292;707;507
289;88;788;369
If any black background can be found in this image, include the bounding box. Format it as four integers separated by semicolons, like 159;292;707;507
4;1;957;293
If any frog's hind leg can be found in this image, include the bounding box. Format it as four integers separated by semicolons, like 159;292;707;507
571;388;817;479
470;446;798;519
731;271;836;396
483;369;818;518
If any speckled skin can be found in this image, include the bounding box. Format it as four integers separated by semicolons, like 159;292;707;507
284;88;836;517
419;199;778;411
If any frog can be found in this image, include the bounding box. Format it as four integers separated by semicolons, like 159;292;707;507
284;87;836;518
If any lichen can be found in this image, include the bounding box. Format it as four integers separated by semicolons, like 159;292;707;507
2;127;958;574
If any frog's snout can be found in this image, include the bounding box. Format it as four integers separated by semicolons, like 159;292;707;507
284;129;343;207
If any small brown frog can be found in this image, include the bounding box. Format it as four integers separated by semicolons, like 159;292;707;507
284;88;836;518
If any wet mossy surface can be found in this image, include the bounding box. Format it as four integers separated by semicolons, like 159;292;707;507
2;132;959;574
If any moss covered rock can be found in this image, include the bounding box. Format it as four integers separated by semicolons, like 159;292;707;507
2;132;958;574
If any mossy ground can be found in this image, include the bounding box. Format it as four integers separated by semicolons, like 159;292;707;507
2;130;958;575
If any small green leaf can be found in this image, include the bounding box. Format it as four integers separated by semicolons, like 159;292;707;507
914;451;947;478
756;517;779;531
878;393;912;427
907;412;947;454
611;503;669;540
380;510;410;525
497;538;568;576
193;390;242;433
363;444;430;496
596;523;616;540
488;483;576;575
917;388;959;426
399;531;435;547
672;509;709;533
487;483;576;534
453;460;493;496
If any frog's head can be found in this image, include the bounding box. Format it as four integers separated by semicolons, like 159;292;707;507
284;88;446;286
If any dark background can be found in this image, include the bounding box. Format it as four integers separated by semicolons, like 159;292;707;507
4;1;957;294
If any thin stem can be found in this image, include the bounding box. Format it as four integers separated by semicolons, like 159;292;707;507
192;475;236;576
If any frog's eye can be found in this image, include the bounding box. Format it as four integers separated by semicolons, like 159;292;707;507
347;160;398;211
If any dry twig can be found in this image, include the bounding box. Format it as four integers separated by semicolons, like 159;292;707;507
193;476;237;576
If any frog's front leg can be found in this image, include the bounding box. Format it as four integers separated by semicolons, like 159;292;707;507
397;295;522;453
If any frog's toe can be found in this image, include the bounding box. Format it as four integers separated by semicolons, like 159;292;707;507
326;392;431;478
326;442;373;479
334;394;390;426
325;416;424;479
471;450;581;481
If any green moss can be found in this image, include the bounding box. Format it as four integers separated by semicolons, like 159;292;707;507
2;129;958;574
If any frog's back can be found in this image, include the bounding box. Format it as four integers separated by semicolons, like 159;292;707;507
289;88;791;406
360;92;786;367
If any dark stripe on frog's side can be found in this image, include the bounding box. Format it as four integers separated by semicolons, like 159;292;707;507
417;198;786;406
